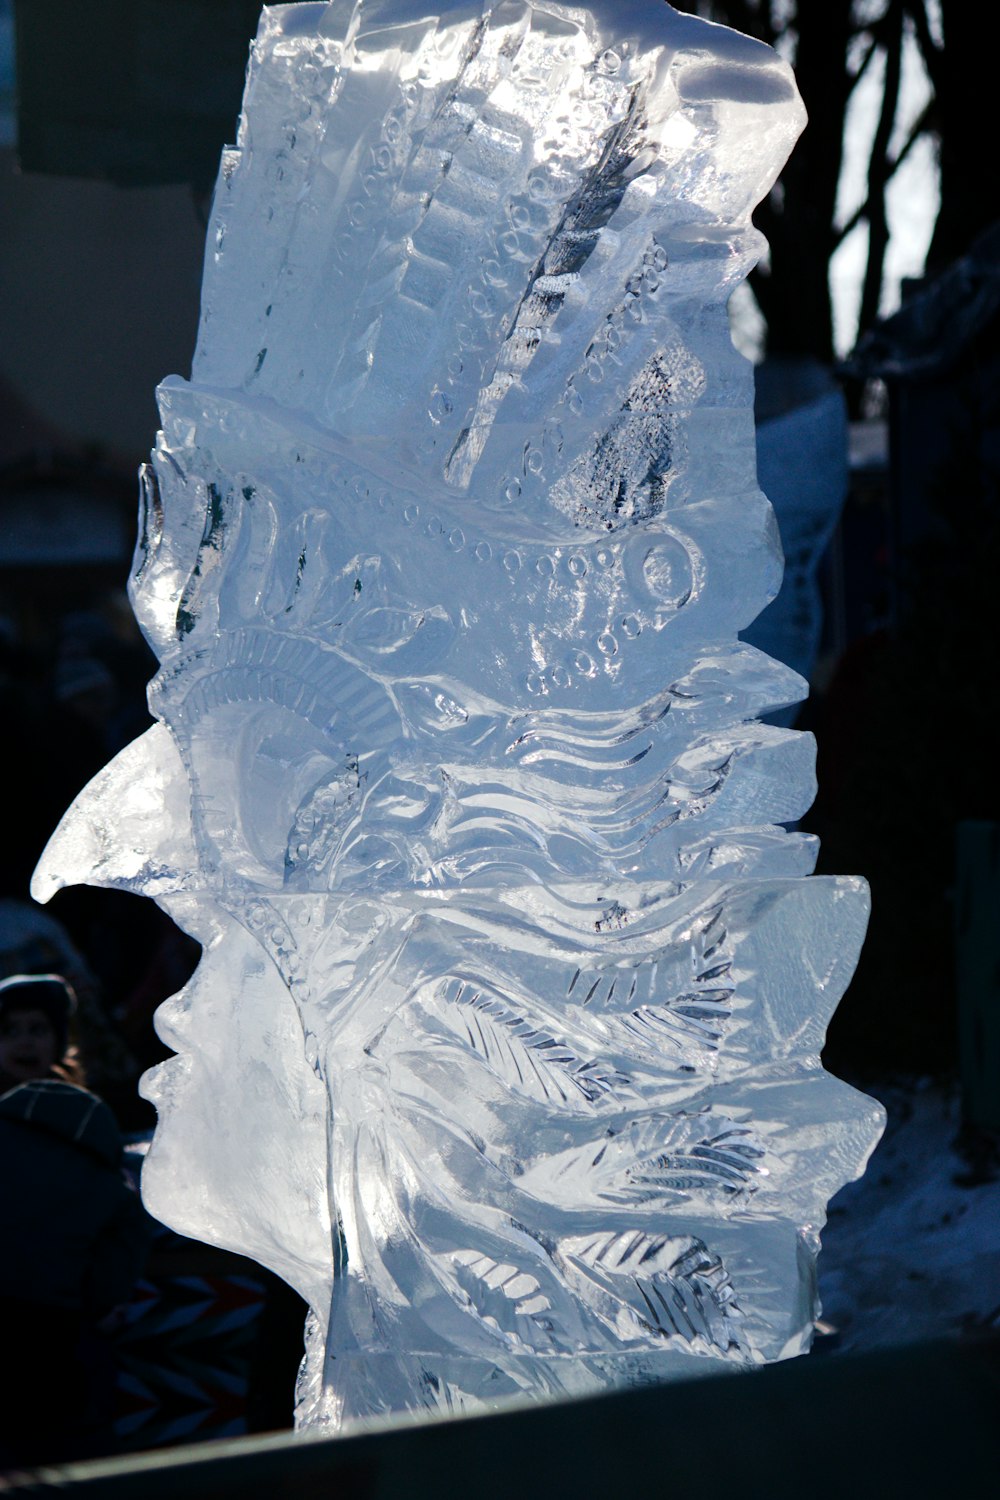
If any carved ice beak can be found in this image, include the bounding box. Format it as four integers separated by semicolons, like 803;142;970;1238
31;722;199;906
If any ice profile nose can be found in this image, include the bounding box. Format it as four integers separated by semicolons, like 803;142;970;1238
31;722;197;905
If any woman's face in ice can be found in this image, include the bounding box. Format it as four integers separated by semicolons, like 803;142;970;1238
137;896;333;1305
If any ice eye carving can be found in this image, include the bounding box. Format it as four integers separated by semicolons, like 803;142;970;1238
33;0;884;1433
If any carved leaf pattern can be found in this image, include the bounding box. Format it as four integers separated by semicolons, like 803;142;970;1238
568;903;736;1066
560;1229;748;1356
441;977;632;1107
521;1111;766;1209
447;1249;566;1352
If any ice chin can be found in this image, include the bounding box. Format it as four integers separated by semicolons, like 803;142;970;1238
136;908;335;1315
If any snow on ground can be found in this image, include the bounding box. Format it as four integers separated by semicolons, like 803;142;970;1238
816;1077;1000;1354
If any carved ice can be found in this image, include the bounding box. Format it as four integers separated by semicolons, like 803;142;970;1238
33;0;884;1431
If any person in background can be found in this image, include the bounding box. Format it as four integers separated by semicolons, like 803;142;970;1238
0;977;151;1466
0;971;84;1094
1;911;146;1125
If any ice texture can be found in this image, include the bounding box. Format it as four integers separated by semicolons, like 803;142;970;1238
33;0;885;1432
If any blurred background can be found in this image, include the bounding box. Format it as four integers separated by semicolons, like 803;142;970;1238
1;0;997;1467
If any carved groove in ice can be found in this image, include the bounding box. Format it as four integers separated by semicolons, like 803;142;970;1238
33;0;884;1432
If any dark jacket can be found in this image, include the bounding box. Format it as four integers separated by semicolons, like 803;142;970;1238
0;1079;149;1315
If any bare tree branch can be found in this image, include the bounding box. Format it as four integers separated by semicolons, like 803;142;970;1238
849;34;879;89
832;97;935;248
904;0;944;92
858;0;904;335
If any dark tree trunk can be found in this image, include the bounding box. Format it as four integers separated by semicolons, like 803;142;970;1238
857;0;904;339
927;2;996;272
749;2;854;361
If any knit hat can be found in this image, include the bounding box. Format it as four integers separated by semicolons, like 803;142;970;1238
0;973;77;1056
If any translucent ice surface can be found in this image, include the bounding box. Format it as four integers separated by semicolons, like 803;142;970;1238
33;0;884;1432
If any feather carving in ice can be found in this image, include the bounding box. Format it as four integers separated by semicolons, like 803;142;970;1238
559;1230;750;1356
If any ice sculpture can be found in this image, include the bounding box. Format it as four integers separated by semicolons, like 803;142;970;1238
33;0;884;1432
